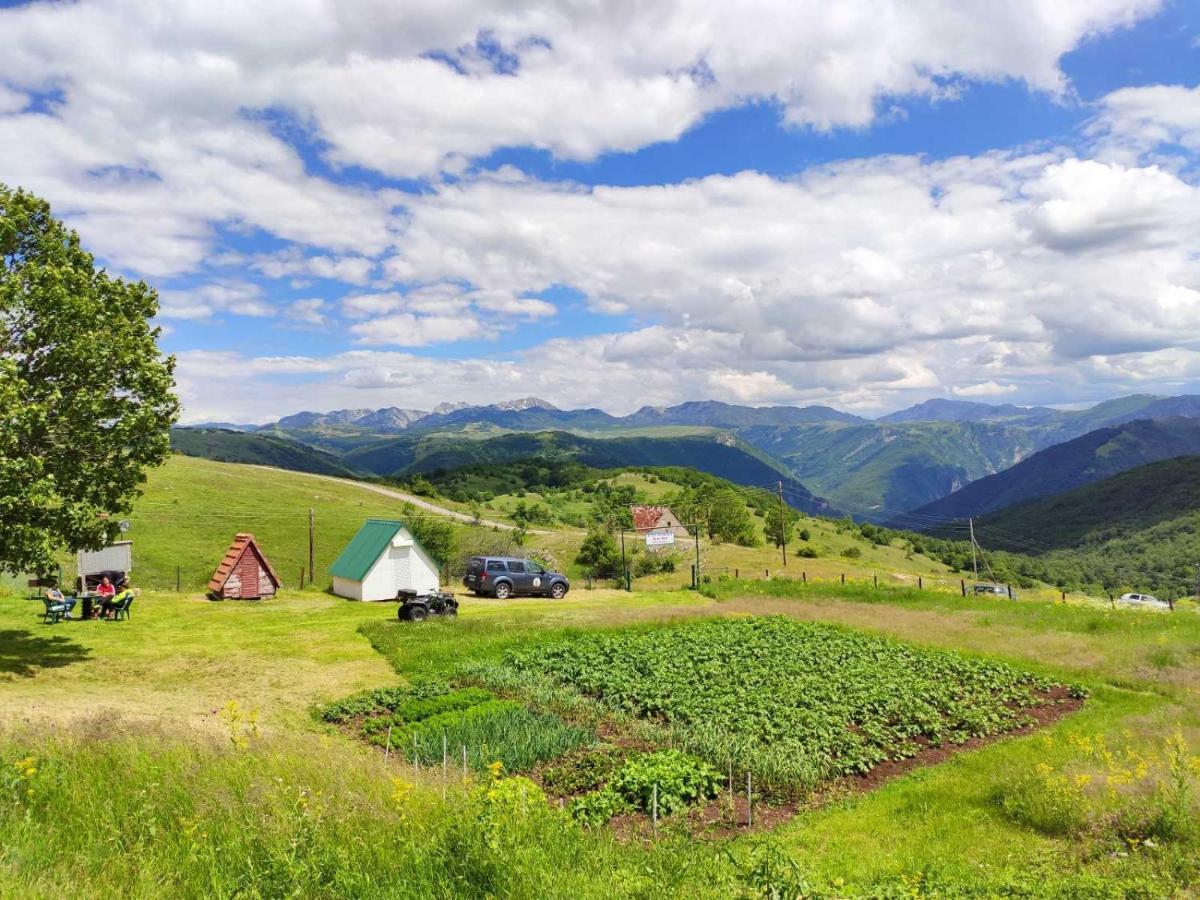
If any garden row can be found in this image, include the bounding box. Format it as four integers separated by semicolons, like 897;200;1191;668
324;617;1085;827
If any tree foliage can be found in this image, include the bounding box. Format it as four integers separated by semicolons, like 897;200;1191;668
0;185;179;574
575;527;622;577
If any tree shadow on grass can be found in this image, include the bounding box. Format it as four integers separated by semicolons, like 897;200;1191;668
0;629;93;678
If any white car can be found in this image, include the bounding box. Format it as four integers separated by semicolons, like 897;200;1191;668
1118;592;1169;609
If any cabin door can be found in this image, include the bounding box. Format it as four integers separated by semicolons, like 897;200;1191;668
237;553;259;598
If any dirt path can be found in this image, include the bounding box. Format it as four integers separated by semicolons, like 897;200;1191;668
241;464;550;533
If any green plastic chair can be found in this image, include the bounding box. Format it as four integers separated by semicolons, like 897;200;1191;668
110;593;135;621
42;597;68;624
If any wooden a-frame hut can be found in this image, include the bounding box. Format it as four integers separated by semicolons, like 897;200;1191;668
208;533;281;600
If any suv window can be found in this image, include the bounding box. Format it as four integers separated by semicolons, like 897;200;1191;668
468;558;483;574
528;561;546;575
486;561;507;573
507;561;526;574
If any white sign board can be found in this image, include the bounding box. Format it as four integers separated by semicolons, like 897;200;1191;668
645;531;675;547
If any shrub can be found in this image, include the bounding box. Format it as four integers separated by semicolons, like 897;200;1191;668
840;546;862;559
796;547;818;559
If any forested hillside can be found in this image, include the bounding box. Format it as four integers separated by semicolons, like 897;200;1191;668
957;455;1200;598
170;428;359;477
904;418;1200;524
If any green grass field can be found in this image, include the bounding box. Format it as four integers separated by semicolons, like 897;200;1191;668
2;579;1198;897
3;459;1199;896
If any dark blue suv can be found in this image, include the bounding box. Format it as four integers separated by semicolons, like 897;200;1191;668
463;556;570;599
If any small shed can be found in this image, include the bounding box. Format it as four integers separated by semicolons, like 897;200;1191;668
76;541;133;592
208;533;281;600
330;519;441;601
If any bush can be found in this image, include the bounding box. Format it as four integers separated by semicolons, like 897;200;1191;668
840;546;862;559
798;528;811;541
796;547;818;559
576;528;622;578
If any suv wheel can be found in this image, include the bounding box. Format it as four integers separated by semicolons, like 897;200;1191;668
493;582;512;600
549;582;566;599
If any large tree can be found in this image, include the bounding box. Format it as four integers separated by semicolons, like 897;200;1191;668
0;185;178;576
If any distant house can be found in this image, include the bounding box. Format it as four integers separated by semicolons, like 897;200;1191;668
208;533;280;600
330;519;441;601
630;505;690;540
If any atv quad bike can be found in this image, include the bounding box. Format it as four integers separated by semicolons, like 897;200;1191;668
396;589;459;622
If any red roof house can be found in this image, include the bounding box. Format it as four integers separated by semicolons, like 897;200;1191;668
629;505;690;537
208;533;281;600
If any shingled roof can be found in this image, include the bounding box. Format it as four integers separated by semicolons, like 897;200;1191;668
208;533;281;594
631;505;673;531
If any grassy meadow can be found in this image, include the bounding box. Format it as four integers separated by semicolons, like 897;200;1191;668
2;459;1199;896
2;574;1199;896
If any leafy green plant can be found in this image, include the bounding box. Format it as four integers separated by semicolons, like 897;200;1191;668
542;745;626;795
569;787;632;827
505;618;1078;794
609;750;722;815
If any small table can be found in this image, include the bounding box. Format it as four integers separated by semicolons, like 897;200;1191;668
78;593;98;620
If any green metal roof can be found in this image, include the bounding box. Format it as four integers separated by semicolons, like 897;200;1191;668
329;519;404;581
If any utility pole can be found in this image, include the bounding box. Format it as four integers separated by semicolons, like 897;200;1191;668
308;508;315;586
776;481;788;567
619;529;628;591
968;517;979;580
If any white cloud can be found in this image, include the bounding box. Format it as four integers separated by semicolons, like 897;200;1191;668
1091;83;1200;158
0;1;1160;275
952;381;1019;397
286;298;328;326
158;281;275;320
350;313;484;347
387;152;1200;364
248;250;375;286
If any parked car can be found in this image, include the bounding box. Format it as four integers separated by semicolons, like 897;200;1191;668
463;557;570;599
1118;592;1169;608
972;583;1015;599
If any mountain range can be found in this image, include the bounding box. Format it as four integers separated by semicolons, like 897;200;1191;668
178;391;1200;524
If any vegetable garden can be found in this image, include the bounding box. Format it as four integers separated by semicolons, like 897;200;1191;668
499;618;1084;799
327;616;1084;830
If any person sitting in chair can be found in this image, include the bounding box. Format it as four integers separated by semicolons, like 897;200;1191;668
102;582;134;620
94;576;115;619
45;587;77;620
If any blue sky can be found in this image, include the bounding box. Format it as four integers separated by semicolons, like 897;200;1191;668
1;0;1199;422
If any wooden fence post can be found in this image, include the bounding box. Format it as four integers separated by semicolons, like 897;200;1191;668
918;576;923;590
960;579;966;597
841;573;845;584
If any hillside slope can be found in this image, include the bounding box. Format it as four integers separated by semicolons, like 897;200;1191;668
739;421;1033;518
114;456;480;590
344;430;835;515
903;418;1200;525
171;428;359;477
952;456;1200;596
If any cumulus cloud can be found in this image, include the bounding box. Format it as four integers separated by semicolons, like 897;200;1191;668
158;281;275;320
952;381;1019;397
5;0;1200;418
0;0;1159;275
387;152;1200;364
1091;83;1200;158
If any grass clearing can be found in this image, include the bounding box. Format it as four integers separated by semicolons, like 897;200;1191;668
3;561;1200;894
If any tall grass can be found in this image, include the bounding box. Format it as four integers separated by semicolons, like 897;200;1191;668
0;724;731;899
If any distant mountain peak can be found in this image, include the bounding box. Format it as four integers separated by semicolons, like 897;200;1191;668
432;401;471;415
492;397;559;411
